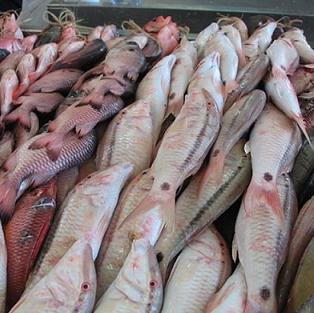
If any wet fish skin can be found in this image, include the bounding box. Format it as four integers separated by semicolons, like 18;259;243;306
4;180;57;310
0;51;25;76
58;40;85;60
0;130;97;219
94;238;163;313
0;131;14;167
156;140;251;278
161;226;231;313
27;163;133;290
14;112;39;147
224;53;270;111
0;69;18;116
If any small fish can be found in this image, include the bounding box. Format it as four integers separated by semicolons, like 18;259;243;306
0;69;18;116
0;130;96;219
217;16;249;42
205;266;247;313
201;90;266;189
165;37;197;118
94;238;163;313
161;226;231;313
14;112;39;147
244;21;277;60
96;99;153;180
0;131;14;167
5;92;64;128
0;51;25;76
244;104;301;222
4;180;57;310
26;163;133;290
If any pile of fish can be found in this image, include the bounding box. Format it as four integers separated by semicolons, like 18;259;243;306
0;9;312;313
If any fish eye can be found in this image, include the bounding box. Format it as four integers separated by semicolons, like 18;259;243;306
149;280;158;288
81;282;90;291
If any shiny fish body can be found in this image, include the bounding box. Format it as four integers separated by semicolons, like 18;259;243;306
161;226;231;313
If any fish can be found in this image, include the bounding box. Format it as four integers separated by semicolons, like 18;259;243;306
297;294;314;313
0;130;96;219
203;31;239;93
4;180;57;310
94;238;163;313
201;90;266;189
290;65;314;95
0;221;6;313
282;28;314;64
14;53;36;98
136;54;176;144
234;173;298;313
266;37;299;76
13;112;39;147
96;99;153;180
26;163;133;290
277;195;314;311
142;36;162;62
29;94;124;160
205;265;247;313
220;24;246;68
50;39;107;71
0;69;18;116
286;236;314;313
5;92;64;128
0;131;14;167
165;37;197;119
265;69;311;144
10;213;108;313
123;88;220;232
29;43;58;83
194;22;219;60
217;16;249;41
27;69;83;93
21;35;38;53
161;226;231;313
0;51;25;76
188;52;224;113
244;21;277;60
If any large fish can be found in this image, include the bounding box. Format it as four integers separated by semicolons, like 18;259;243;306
26;163;133;290
0;69;18;116
4;180;57;310
94;239;163;313
0;130;96;219
161;226;231;313
234;173;298;313
96;99;153;179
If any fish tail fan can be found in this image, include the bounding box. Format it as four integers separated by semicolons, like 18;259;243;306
0;175;18;220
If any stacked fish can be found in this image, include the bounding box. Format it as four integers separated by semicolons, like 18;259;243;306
0;10;312;313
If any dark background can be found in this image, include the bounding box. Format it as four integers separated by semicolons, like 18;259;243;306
0;0;22;12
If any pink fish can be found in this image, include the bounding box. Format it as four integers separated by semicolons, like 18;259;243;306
0;69;18;116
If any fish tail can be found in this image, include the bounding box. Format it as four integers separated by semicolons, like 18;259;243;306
5;107;31;128
244;179;284;223
0;175;18;220
294;114;313;149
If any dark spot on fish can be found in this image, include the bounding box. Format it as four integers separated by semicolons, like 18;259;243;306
87;175;92;179
128;48;135;52
169;92;176;100
285;184;289;188
260;287;271;300
213;149;220;157
264;172;273;181
224;32;228;36
222;80;226;86
280;65;287;71
160;182;170;190
176;59;182;65
157;252;163;262
149;280;157;288
21;231;33;242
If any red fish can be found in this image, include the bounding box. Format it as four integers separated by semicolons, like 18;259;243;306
4;179;57;310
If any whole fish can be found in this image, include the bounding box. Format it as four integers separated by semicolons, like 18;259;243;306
194;22;219;60
165;37;197;118
297;294;314;313
123;89;220;233
201;90;266;189
282;28;314;64
244;104;301;221
14;53;36;98
265;69;311;143
188;52;224;113
0;51;25;76
286;237;314;313
156;140;251;278
136;54;176;144
266;37;299;76
244;21;277;60
29;94;124;160
4;180;57;310
11;214;108;313
96;99;153;179
14;112;39;147
0;130;96;219
290;65;314;95
94;239;163;313
0;131;14;167
217;16;249;42
277;196;314;311
26;163;133;290
235;173;298;313
0;221;6;313
56;167;79;206
161;226;231;313
205;265;247;313
224;53;269;111
28;69;83;93
204;31;239;93
5;92;64;128
0;69;18;116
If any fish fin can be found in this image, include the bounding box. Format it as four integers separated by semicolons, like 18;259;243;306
294;114;313;149
244;179;284;223
75;123;93;137
224;80;239;97
232;236;238;262
0;175;18;220
4;108;31;128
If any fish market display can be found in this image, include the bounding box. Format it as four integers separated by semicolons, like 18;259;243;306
0;11;312;313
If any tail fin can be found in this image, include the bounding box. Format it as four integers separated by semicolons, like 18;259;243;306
294;114;313;149
5;107;31;128
0;175;18;220
244;179;284;223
